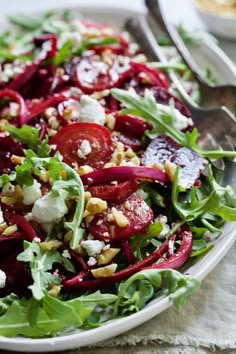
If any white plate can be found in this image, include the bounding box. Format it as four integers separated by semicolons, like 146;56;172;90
0;3;236;352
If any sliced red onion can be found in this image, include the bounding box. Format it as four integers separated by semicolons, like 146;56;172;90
81;166;168;186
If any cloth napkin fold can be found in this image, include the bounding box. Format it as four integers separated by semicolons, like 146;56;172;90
2;242;235;354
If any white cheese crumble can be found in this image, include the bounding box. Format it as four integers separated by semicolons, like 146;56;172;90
156;215;170;239
79;95;105;125
0;204;4;224
157;103;193;131
77;139;92;159
0;270;6;289
87;256;97;267
81;239;105;257
62;249;71;259
31;190;68;231
23;179;42;205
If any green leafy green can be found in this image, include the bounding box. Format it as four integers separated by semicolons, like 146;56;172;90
0;297;66;337
4;123;50;157
73;36;118;56
53;39;73;65
190;240;213;258
8;14;47;31
8;12;71;34
114;269;200;315
172;167;236;225
131;221;163;253
17;240;75;300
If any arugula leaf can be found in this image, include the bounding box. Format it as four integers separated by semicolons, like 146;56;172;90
73;36;118;56
8;14;46;31
43;293;87;327
76;291;117;307
53;40;73;66
17;241;66;300
0;294;18;316
131;221;163;252
114;269;200;315
190;239;213;258
111;88;236;159
0;300;62;337
4;123;50;157
172;167;236;224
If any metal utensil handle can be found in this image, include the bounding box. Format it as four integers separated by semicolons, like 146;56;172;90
125;16;199;110
145;0;211;87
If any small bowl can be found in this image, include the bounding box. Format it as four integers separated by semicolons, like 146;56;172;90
194;1;236;39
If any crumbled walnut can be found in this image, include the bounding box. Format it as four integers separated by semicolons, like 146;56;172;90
91;263;117;278
83;197;108;218
108;207;129;228
10;155;24;165
105;113;116;131
164;160;177;182
78;165;94;176
48;285;61;297
97;248;120;266
2;224;18;236
40;240;63;251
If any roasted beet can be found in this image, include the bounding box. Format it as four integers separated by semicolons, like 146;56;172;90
88;193;153;240
0;235;32;297
114;113;153;150
142;135;204;189
88;179;139;201
0;136;24;175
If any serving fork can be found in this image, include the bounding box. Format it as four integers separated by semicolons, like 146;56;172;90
125;16;236;151
145;0;236;114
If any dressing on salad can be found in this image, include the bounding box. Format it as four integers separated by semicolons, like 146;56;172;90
0;11;235;338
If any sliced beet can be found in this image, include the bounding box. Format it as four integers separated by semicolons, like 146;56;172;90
142;135;204;189
0;136;24;175
0;235;32;297
88;179;139;201
115;114;153;137
88;193;153;240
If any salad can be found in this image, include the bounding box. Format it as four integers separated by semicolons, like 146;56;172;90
0;11;236;338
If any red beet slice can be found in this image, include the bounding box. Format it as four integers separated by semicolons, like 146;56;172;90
0;136;24;175
114;113;153;151
88;179;139;201
142;135;204;189
88;193;153;240
0;235;32;297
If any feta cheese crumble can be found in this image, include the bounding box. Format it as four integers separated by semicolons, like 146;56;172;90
0;270;6;289
87;256;97;266
77;139;92;159
23;179;42;205
81;239;105;257
79;95;105;125
31;190;68;231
